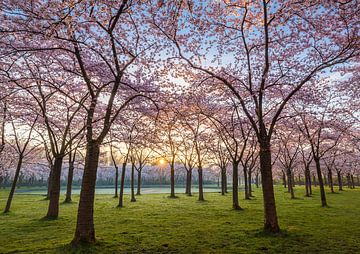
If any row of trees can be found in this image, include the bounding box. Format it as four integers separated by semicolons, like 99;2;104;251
0;0;359;245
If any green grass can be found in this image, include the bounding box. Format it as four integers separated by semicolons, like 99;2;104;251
0;186;359;253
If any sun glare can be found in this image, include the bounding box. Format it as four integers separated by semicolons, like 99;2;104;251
159;158;166;165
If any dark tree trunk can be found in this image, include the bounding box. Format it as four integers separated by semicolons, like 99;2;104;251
72;141;100;244
287;168;295;199
337;171;343;191
187;169;192;196
185;170;190;195
255;173;259;188
221;168;226;195
282;171;287;188
232;161;241;210
198;166;204;201
130;163;136;202
136;170;141;195
64;160;75;203
46;156;64;218
114;165;119;198
346;173;351;189
4;155;23;213
328;169;334;193
313;173;317;187
170;159;176;198
314;157;327;207
248;169;253;197
118;162;127;207
259;141;280;233
351;174;355;189
243;166;250;200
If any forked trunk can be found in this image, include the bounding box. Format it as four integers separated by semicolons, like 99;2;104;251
232;161;241;210
46;156;64;218
72;141;100;244
259;141;280;233
4;155;23;213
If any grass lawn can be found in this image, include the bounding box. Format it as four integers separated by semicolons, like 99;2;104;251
0;186;359;253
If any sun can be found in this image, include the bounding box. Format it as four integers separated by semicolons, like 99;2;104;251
159;158;166;165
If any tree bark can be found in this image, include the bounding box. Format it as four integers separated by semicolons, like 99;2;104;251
136;169;141;195
46;156;64;218
170;159;176;198
118;162;127;207
130;163;136;202
243;166;250;199
351;174;355;189
198;166;204;201
64;159;75;203
221;167;226;195
46;165;53;200
232;161;241;210
187;169;192;196
255;173;259;188
4;155;23;213
314;158;327;207
72;141;100;244
287;168;295;199
328;168;334;193
114;165;119;198
282;171;287;188
259;141;280;233
248;169;253;197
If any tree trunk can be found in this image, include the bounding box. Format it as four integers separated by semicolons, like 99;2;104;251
136;169;141;195
248;169;253;197
337;171;343;191
130;163;136;202
259;141;280;233
243;166;250;199
187;169;192;196
351;174;355;189
328;168;334;193
46;156;64;218
198;166;204;201
72;141;100;244
346;173;351;188
232;161;241;210
64;160;75;203
118;162;127;207
114;165;119;198
221;168;225;195
170;159;176;198
287;168;295;199
4;155;23;213
255;173;259;188
185;170;190;195
314;157;327;207
313;173;317;187
282;171;287;188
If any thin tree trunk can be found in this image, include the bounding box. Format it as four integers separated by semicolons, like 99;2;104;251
313;173;317;187
72;141;100;244
282;171;287;188
248;169;253;197
118;162;127;207
198;166;204;201
337;171;343;191
287;168;295;199
170;159;176;198
4;155;23;213
187;169;192;196
314;158;327;207
46;156;64;218
130;163;136;202
232;161;241;210
259;141;280;233
114;165;119;198
64;160;75;203
136;169;141;195
346;173;351;188
255;173;259;188
185;170;190;195
243;166;250;199
351;174;355;189
328;169;334;193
